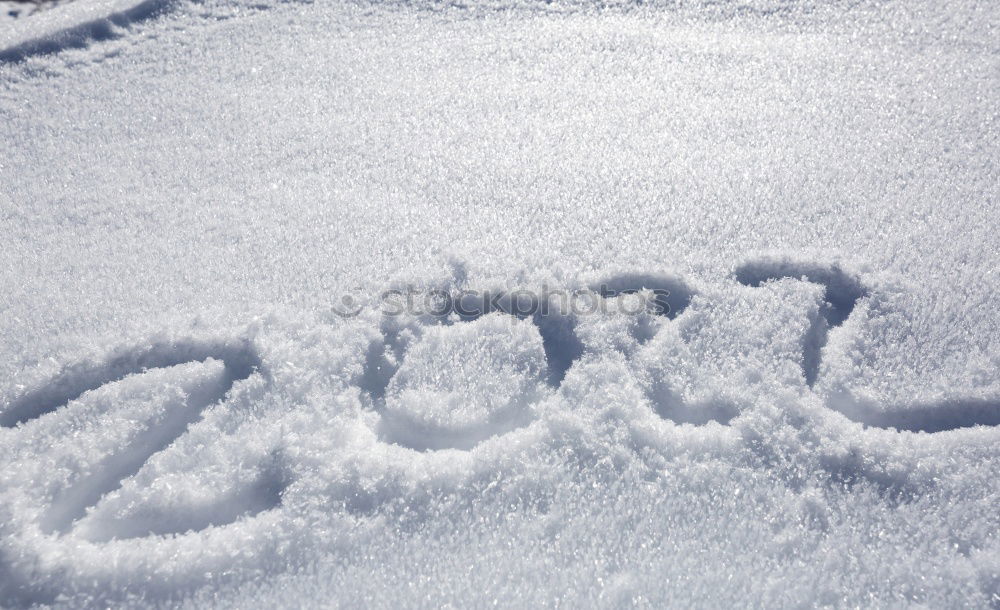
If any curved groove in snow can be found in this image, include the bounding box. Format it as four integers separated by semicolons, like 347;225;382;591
0;337;261;428
0;337;278;539
0;0;174;63
828;392;1000;434
734;257;868;386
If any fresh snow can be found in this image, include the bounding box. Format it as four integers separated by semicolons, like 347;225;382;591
1;0;998;606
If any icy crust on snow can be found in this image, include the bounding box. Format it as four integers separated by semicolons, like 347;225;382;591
0;262;998;606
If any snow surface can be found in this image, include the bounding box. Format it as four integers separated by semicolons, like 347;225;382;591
1;0;999;606
0;0;166;62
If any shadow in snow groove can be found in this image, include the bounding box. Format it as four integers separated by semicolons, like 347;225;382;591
0;338;283;539
735;257;1000;434
734;258;868;386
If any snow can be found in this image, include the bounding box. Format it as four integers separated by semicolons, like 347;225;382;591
377;313;550;451
1;0;999;606
0;0;168;62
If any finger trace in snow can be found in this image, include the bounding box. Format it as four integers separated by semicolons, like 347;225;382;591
377;314;548;451
733;256;868;327
0;0;997;596
453;288;585;384
0;338;279;542
0;336;261;428
827;392;1000;434
0;261;997;605
732;257;1000;434
734;256;868;387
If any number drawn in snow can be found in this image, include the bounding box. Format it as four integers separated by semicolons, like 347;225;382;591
734;257;868;387
367;314;548;452
359;295;568;451
734;258;867;327
735;256;999;434
0;338;286;540
359;287;585;400
358;274;698;448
